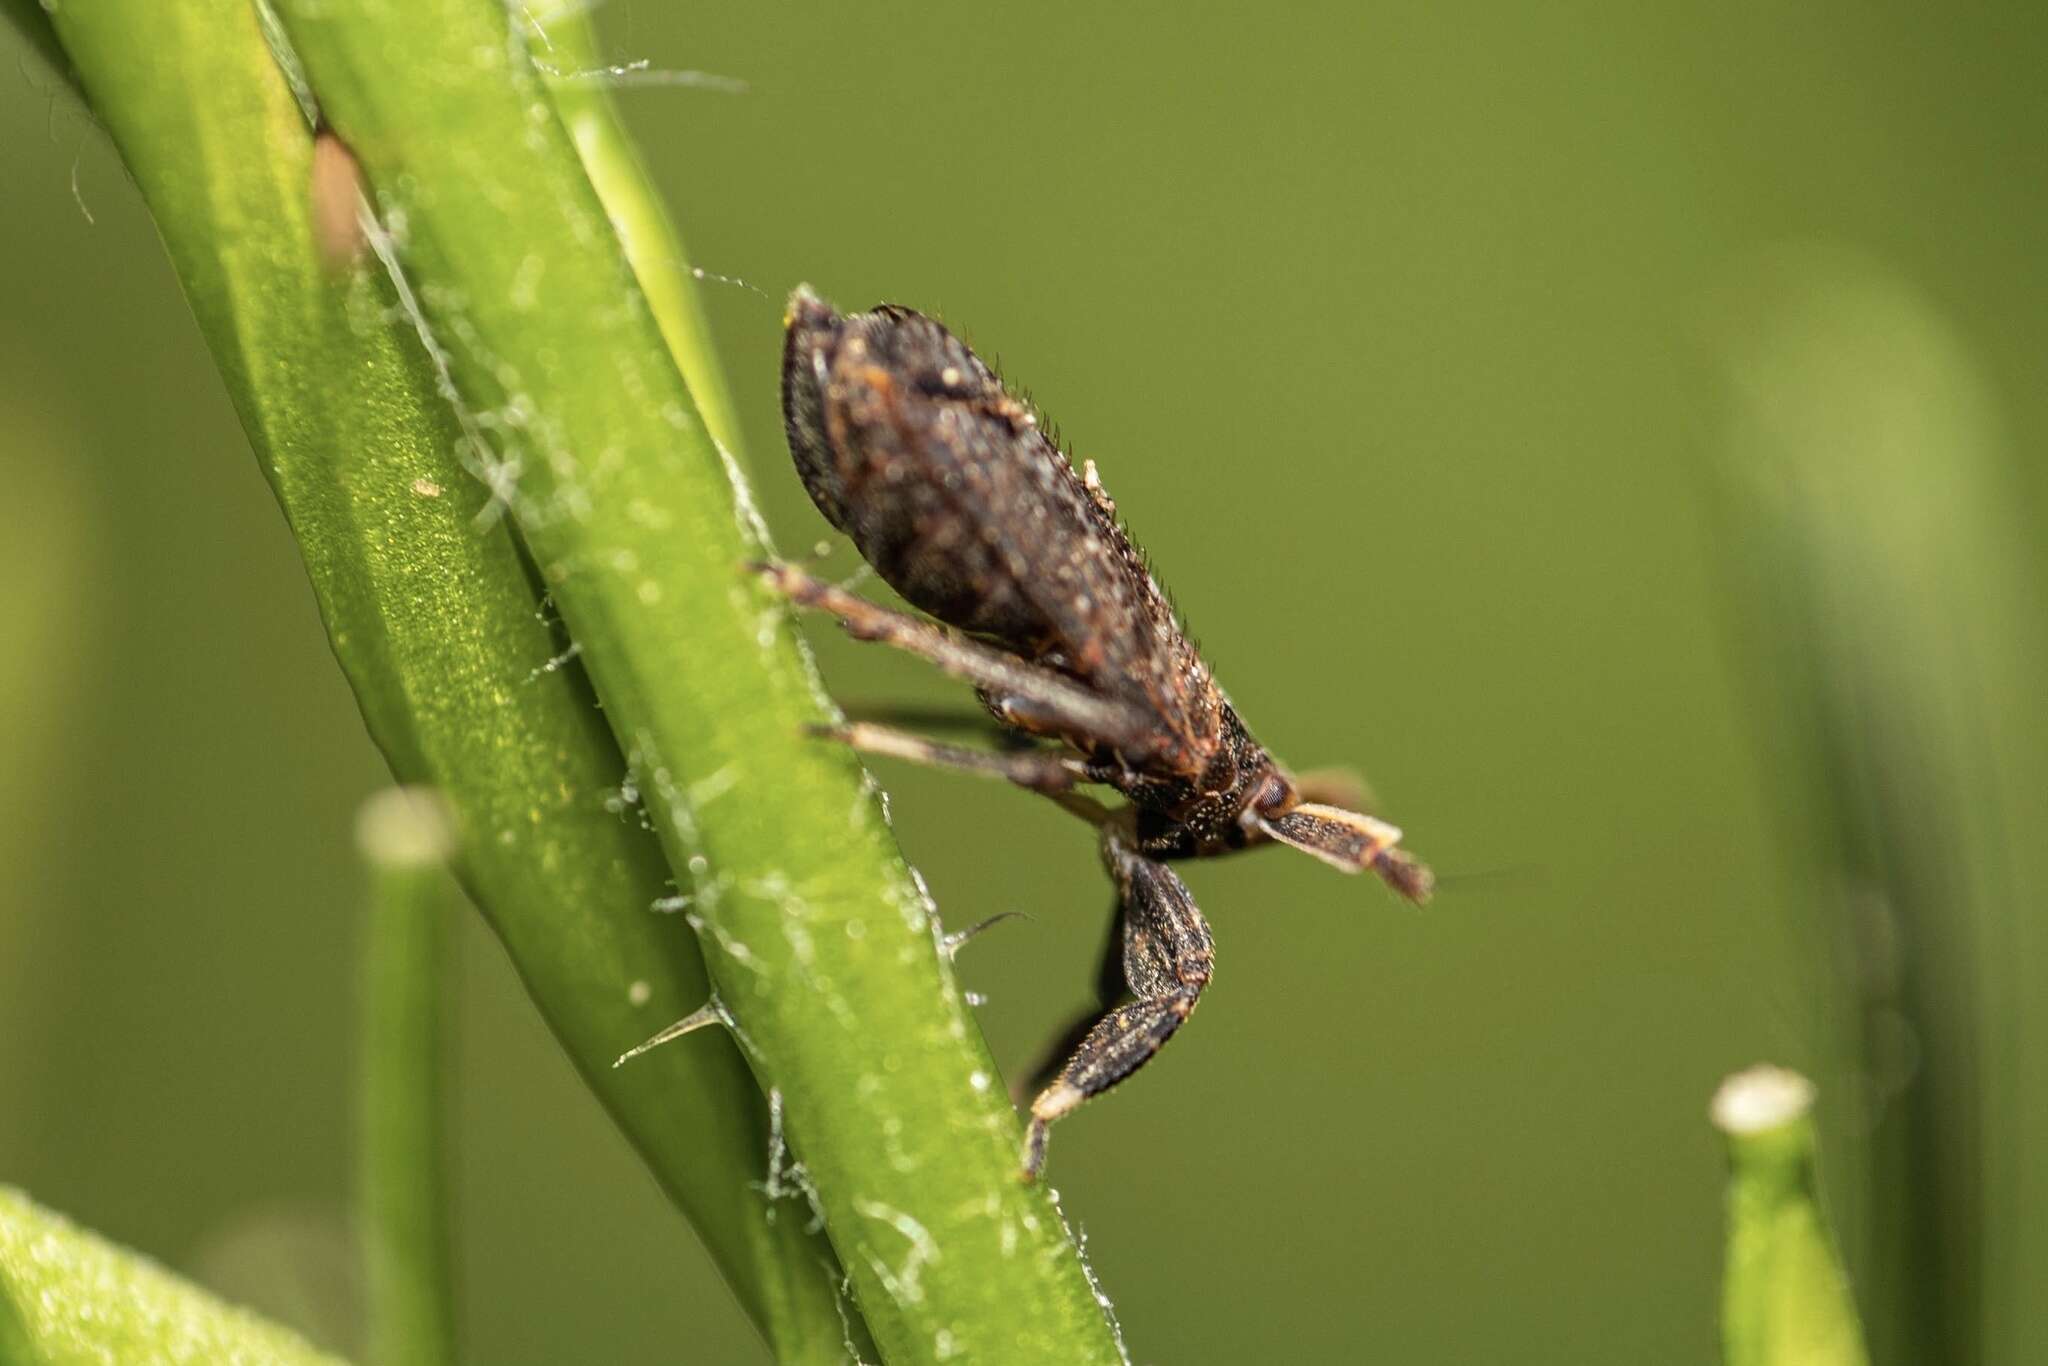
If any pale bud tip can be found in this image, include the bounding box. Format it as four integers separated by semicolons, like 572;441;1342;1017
1711;1064;1815;1135
355;786;456;868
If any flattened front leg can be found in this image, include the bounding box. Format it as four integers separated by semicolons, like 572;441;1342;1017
1020;832;1214;1180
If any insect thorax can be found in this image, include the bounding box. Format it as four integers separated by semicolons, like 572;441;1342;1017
1128;704;1279;858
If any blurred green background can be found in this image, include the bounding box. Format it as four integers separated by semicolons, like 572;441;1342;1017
3;3;2044;1362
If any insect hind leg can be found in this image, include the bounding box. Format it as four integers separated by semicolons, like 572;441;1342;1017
1020;832;1214;1180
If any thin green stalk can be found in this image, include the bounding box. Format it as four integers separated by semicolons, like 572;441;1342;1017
531;6;748;460
356;789;459;1366
272;1;1127;1360
1713;1066;1868;1366
0;1187;345;1364
42;3;861;1359
1709;246;2042;1363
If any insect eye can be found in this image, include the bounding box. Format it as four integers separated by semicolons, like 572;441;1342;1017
1254;774;1297;814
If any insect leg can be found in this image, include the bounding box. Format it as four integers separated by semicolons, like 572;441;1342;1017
752;560;1161;757
1020;832;1214;1180
840;701;1040;751
809;721;1090;794
1010;896;1132;1106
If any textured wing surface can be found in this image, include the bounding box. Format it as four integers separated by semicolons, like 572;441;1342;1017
782;293;1214;757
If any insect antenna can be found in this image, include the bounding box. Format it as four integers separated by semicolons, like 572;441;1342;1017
1417;864;1545;894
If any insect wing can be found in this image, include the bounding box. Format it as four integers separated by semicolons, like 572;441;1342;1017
782;293;1211;757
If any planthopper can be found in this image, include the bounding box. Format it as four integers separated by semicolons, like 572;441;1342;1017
760;287;1432;1178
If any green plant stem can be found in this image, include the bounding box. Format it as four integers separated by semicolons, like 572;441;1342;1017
1710;248;2041;1363
0;1187;346;1365
42;3;862;1359
271;0;1127;1360
1714;1067;1869;1366
532;7;748;460
356;789;459;1366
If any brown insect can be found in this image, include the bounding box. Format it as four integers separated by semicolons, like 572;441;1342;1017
760;287;1432;1178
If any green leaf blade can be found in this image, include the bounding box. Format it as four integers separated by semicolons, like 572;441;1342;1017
0;1188;346;1366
